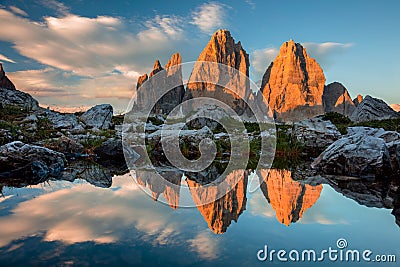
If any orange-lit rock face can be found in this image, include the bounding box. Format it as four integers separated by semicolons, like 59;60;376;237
186;169;248;234
185;29;251;114
259;169;322;226
261;40;326;121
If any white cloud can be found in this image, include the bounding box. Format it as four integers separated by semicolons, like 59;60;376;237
190;2;228;34
251;47;278;75
8;6;28;17
8;68;137;112
302;42;353;68
0;8;185;110
0;174;182;247
188;231;220;260
0;53;16;63
245;0;256;10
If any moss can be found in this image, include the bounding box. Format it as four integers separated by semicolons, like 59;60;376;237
112;115;124;125
322;112;352;134
354;118;400;132
0;105;28;122
147;116;164;126
322;112;400;134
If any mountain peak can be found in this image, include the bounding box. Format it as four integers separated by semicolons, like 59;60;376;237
0;63;16;90
261;40;325;121
149;60;163;77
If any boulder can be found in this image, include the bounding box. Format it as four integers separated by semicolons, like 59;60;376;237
312;129;393;178
80;104;113;130
42;110;80;130
292;117;341;152
0;87;39;111
350;95;399;122
94;138;123;158
0;141;66;181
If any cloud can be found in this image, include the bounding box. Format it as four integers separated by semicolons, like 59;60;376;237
190;2;228;34
8;6;28;17
188;231;220;260
251;47;278;75
0;53;16;63
8;68;136;112
38;0;70;15
0;8;185;110
302;42;354;68
245;0;256;10
0;174;182;247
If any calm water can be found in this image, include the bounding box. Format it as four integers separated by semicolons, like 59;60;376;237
0;168;399;266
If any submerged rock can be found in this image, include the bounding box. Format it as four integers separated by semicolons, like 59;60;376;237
312;127;394;178
0;141;66;181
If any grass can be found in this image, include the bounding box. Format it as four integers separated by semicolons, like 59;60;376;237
112;115;124;125
322;112;400;134
0;106;28;122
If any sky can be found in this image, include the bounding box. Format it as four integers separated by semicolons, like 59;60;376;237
0;0;399;112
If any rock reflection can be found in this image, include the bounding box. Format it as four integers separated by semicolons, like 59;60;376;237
258;169;322;226
135;169;182;209
186;169;248;234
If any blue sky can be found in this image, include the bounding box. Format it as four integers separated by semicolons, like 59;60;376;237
0;0;399;111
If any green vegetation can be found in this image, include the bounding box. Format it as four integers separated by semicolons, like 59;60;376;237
322;112;400;134
275;125;304;158
35;117;58;140
354;118;400;132
0;106;28;121
321;112;352;134
112;114;124;125
147;116;164;126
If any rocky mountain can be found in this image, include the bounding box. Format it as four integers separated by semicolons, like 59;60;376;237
135;53;185;114
184;29;251;114
323;82;355;116
353;94;363;107
391;104;400;112
350;95;399;122
0;63;15;90
258;169;322;226
0;64;39;111
261;40;326;122
187;169;248;234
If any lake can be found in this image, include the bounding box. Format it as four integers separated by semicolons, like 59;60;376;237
0;165;399;266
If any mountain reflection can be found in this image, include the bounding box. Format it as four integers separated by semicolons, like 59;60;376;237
258;169;322;226
186;169;248;234
136;169;182;209
134;167;323;233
